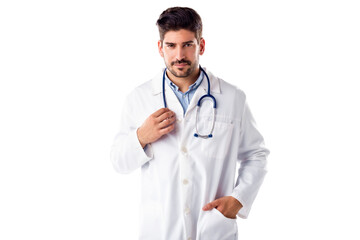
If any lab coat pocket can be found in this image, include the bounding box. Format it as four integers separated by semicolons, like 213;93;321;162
199;208;238;240
197;115;234;159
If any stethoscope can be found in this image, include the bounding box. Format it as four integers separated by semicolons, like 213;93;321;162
162;65;216;139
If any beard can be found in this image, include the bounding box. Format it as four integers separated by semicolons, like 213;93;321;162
165;59;198;78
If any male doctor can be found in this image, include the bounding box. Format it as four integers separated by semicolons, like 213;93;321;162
111;7;269;240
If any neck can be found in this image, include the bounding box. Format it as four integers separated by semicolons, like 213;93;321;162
166;67;200;93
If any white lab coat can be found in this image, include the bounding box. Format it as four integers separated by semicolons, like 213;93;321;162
111;67;269;240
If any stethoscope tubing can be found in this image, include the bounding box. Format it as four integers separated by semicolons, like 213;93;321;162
162;65;216;138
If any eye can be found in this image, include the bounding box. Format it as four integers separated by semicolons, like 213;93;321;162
167;44;175;48
185;43;193;47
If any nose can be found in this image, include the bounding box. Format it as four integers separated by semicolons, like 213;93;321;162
175;46;185;61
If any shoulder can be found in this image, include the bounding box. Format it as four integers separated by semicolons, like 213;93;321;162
123;69;164;111
208;69;246;102
221;78;246;97
124;79;152;102
206;69;248;119
126;69;163;100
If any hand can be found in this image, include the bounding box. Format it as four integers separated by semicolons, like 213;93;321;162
202;196;243;219
137;108;176;148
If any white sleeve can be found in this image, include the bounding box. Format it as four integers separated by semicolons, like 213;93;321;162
110;93;153;174
231;96;270;219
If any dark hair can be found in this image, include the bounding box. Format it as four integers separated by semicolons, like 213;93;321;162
156;7;202;44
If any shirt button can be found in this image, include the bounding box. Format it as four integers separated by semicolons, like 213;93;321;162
182;179;189;185
187;238;192;240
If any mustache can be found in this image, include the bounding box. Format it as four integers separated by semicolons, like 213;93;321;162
171;60;191;66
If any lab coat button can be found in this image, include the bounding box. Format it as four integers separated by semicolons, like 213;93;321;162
187;238;192;240
184;208;190;215
181;146;187;154
182;179;189;185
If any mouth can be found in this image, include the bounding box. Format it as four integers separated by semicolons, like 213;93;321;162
174;63;188;68
172;60;191;68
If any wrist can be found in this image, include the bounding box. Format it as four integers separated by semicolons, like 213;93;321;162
136;128;147;149
231;196;243;209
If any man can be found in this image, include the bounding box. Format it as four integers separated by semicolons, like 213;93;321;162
111;7;269;240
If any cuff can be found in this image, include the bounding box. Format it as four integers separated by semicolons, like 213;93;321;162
131;129;154;165
230;192;250;219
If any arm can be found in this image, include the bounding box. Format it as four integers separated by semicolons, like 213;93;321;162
110;94;152;174
110;93;176;174
230;97;270;219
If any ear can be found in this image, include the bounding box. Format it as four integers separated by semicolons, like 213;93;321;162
199;38;205;56
158;40;164;57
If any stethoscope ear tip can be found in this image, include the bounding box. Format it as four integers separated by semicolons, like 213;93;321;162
208;134;213;138
194;133;199;137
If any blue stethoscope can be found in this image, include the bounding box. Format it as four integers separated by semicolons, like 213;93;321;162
162;65;216;139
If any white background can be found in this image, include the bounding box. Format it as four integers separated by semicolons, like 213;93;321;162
1;0;359;239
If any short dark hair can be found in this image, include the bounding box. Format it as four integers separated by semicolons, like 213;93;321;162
156;7;203;44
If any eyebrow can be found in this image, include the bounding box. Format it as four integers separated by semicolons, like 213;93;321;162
164;40;195;45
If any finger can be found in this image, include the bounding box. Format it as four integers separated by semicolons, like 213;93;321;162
159;123;175;135
156;110;175;123
152;108;170;118
202;200;219;211
158;115;176;129
202;203;213;211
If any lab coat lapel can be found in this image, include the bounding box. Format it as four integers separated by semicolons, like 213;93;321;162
185;68;221;117
151;68;184;118
185;76;207;118
164;81;184;117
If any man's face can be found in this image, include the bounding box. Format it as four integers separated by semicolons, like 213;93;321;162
158;29;205;78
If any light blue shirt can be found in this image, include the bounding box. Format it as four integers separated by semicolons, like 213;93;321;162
165;70;204;115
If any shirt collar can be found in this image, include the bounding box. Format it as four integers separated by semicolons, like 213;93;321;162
165;70;204;93
151;67;221;95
